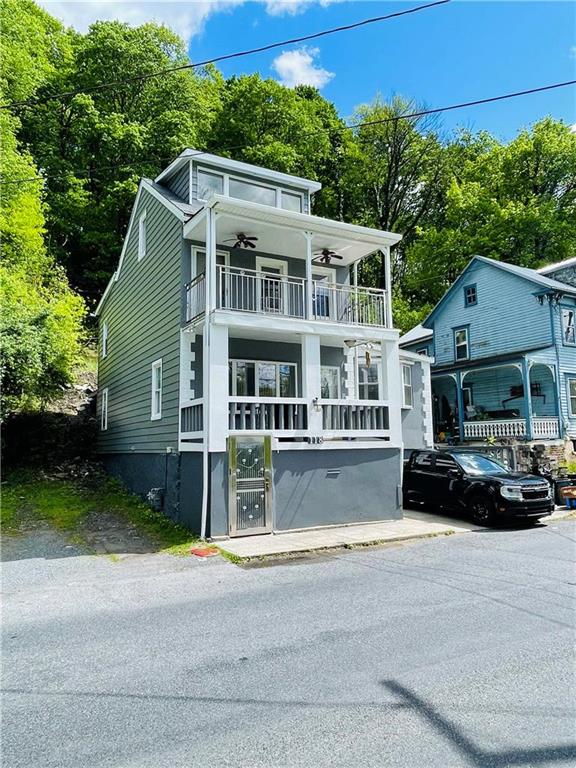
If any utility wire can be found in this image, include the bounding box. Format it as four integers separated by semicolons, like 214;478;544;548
1;0;450;110
2;78;574;187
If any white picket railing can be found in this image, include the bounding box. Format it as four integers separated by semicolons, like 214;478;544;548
218;266;306;318
312;282;388;327
180;398;204;439
228;397;308;433
321;399;390;436
464;417;560;440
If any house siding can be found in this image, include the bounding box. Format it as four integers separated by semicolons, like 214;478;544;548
431;263;552;365
164;163;189;202
97;188;182;453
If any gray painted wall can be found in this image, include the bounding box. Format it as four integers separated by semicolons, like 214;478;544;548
97;188;182;453
401;363;428;450
164;164;189;201
103;452;180;522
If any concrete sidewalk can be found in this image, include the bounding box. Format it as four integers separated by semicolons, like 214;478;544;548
216;508;572;559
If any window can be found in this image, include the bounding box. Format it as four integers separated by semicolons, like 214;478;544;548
151;359;162;420
454;327;469;361
569;378;576;417
101;322;108;359
197;169;224;201
416;347;429;356
138;211;146;260
229;360;297;398
321;366;340;399
464;284;477;307
462;386;473;407
402;364;413;408
358;363;380;400
100;388;108;431
280;190;303;212
229;177;276;206
562;308;575;345
435;454;459;474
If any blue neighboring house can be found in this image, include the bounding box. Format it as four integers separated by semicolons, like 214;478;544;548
400;256;576;457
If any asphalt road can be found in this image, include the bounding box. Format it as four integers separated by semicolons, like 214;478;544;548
2;521;576;768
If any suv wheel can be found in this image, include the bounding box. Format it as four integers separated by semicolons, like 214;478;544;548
468;495;495;526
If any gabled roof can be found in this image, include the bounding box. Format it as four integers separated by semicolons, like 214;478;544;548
155;148;323;193
422;255;576;329
538;256;576;275
399;324;433;347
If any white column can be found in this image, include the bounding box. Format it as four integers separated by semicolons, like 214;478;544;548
343;345;357;399
352;261;358;287
301;334;323;435
206;208;217;312
381;338;403;447
205;323;229;453
303;231;313;320
383;246;393;328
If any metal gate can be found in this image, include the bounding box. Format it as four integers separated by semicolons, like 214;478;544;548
228;435;273;536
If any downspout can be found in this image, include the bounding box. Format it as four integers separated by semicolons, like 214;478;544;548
549;300;564;437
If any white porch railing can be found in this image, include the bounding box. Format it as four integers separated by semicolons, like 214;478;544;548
321;399;390;436
532;417;560;439
312;283;387;327
228;396;308;433
180;398;203;438
185;273;206;322
464;418;560;440
218;266;306;318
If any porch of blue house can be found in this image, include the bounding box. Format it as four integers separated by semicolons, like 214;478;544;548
431;356;561;444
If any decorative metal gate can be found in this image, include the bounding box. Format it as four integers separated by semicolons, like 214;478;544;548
228;436;273;536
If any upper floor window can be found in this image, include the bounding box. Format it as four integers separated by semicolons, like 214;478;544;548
151;359;162;420
464;284;477;306
454;327;469;361
562;308;575;345
101;322;108;359
358;363;379;400
569;378;576;417
197;169;224;201
280;190;303;212
100;388;108;431
402;364;413;408
229;177;276;207
138;211;147;260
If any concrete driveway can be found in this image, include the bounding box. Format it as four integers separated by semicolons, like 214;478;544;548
2;516;575;768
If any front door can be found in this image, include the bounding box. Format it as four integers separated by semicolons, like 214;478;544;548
228;435;273;536
256;257;287;315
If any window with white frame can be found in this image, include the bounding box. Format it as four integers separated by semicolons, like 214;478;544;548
197;168;224;201
151;359;162;420
402;364;413;408
280;190;303;212
138;210;147;260
416;347;429;356
562;308;575;345
100;388;108;431
101;322;108;358
229;177;276;207
357;363;380;401
321;366;340;399
569;378;576;417
454;327;469;361
229;360;297;398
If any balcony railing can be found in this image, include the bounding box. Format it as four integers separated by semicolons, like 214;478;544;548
321;399;390;437
183;266;389;328
463;417;560;440
228;397;308;433
181;399;203;438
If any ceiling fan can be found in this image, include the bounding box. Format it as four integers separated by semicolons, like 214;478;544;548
313;248;343;264
224;232;259;249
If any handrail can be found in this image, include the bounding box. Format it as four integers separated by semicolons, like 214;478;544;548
218;264;306;285
229;396;306;404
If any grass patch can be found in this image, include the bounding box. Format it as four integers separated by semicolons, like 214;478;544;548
1;468;202;555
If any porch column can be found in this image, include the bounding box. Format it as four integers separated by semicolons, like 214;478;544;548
303;231;314;320
522;358;533;440
206;207;217;312
301;334;323;436
456;371;465;442
383;246;393;328
205;322;229;453
381;338;403;447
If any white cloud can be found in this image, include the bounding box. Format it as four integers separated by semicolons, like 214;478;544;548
37;1;338;41
571;124;576;134
272;46;333;88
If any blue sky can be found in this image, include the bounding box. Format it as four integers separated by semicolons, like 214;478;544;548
41;1;575;140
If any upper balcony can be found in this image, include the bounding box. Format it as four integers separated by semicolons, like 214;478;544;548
183;193;401;332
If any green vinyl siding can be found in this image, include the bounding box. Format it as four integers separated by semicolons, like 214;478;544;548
97;188;182;453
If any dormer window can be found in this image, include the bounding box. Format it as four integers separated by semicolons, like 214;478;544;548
464;284;477;306
229;177;276;206
280;190;303;212
198;169;224;201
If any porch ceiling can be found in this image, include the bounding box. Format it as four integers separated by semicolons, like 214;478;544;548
184;195;401;266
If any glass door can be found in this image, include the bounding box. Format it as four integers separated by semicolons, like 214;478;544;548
228;435;273;536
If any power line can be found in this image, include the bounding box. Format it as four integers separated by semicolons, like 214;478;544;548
1;1;450;111
2;78;574;187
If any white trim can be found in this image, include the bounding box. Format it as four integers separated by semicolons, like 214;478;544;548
151;358;163;420
567;376;576;418
255;256;288;275
155;149;322;192
196;166;225;202
138;210;147;260
401;363;413;409
191;245;229;278
100;388;108;431
94;272;116;316
101;322;108;359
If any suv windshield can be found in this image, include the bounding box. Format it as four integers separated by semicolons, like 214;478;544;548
453;453;508;476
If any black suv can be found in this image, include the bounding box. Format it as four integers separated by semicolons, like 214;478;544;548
403;450;554;525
